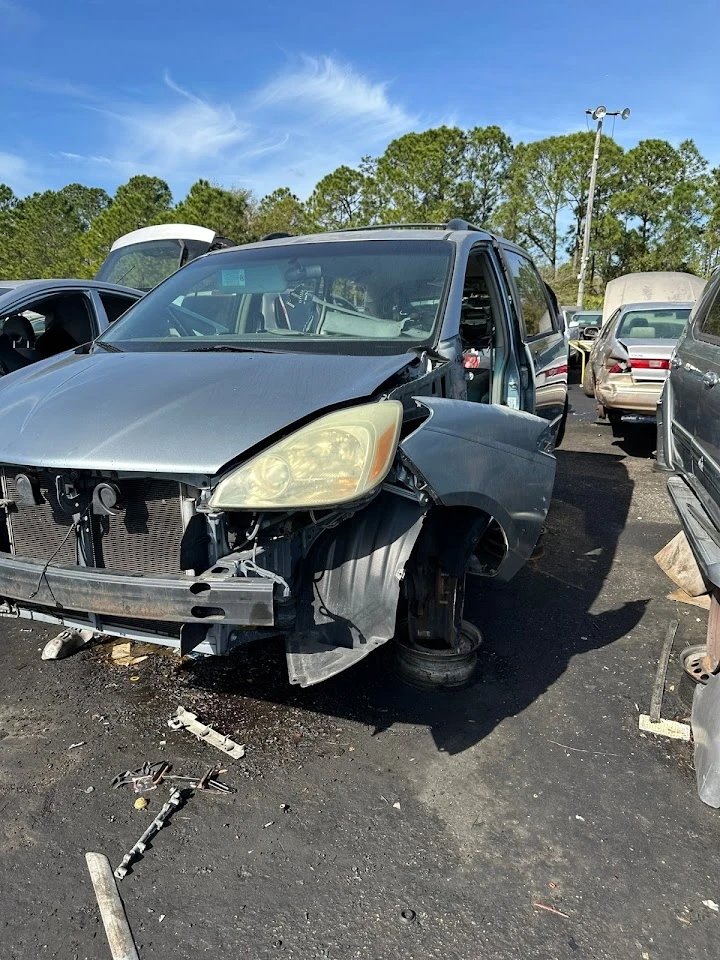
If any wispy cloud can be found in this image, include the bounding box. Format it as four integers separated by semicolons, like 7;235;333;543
11;56;418;199
93;72;251;172
257;55;416;138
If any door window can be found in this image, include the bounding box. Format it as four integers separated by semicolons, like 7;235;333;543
100;292;138;324
0;292;94;373
699;285;720;341
460;250;499;404
503;250;555;338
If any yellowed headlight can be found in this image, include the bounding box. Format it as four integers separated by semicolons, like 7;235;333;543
209;401;403;510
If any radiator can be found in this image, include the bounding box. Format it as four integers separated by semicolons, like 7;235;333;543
2;469;184;576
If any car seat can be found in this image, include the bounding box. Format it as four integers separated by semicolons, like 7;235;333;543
2;314;37;360
36;300;93;359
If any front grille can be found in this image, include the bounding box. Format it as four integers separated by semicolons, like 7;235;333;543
3;469;76;564
1;469;185;575
93;479;184;574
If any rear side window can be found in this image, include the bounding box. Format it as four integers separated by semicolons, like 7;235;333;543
699;286;720;340
100;293;138;323
503;250;555;338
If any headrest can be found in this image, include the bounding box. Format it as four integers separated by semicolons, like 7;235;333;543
2;314;35;344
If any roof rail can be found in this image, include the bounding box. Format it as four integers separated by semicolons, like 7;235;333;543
324;223;447;233
324;220;486;234
445;218;484;232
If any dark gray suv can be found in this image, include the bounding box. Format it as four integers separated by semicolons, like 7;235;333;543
657;274;720;653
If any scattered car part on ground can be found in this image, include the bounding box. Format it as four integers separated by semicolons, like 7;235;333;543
85;852;139;960
115;788;186;879
111;760;171;792
584;301;693;429
679;644;712;708
95;223;235;292
168;707;245;759
0;279;142;376
111;759;233;795
41;627;95;660
0;221;567;686
638;620;691;740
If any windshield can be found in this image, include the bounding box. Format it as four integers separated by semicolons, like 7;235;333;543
617;307;690;341
98;240;453;355
95;238;212;292
572;313;601;327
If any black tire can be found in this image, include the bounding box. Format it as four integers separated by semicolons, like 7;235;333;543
607;410;624;437
582;362;595;397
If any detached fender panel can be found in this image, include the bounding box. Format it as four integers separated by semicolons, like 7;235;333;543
286;493;425;686
400;398;557;581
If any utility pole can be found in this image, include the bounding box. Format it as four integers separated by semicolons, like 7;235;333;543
576;105;630;308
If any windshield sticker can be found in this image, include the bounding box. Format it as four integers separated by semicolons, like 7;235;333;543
221;269;246;288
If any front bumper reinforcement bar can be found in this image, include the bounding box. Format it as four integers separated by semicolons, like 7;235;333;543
0;551;275;625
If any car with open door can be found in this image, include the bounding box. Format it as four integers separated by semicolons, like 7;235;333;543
0;221;567;687
583;301;693;433
95;224;234;292
0;279;142;376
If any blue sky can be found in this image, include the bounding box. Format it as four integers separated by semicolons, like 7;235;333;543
1;0;718;202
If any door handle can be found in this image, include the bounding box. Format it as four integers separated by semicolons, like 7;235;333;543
670;356;682;369
702;371;719;388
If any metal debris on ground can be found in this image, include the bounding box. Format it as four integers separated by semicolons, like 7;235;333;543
86;852;139;960
111;761;171;792
638;620;690;740
703;899;719;912
115;788;185;879
168;706;245;759
400;909;416;924
68;741;85;750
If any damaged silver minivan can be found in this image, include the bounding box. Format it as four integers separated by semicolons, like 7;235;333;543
0;222;567;685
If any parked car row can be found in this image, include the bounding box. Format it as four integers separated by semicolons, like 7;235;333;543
582;272;705;435
0;219;568;687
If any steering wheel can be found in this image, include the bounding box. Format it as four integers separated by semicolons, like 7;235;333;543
167;302;228;337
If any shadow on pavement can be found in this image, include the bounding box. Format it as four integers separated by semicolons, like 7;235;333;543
611;423;657;459
185;444;641;756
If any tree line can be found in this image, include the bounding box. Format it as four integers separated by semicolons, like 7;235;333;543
1;124;719;303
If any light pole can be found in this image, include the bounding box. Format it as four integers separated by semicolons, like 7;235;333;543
576;105;630;308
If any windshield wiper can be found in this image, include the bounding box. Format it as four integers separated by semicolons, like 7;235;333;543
93;341;123;353
185;344;279;354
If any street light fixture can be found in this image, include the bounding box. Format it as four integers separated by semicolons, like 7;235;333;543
576;106;631;308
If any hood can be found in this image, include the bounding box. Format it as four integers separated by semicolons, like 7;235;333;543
0;350;414;475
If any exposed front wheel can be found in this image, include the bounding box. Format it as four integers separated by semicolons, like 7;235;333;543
400;509;487;688
396;621;482;689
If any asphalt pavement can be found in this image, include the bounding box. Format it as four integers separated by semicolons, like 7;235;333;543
0;384;718;960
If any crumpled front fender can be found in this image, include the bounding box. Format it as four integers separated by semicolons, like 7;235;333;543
286;493;425;686
400;398;557;582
